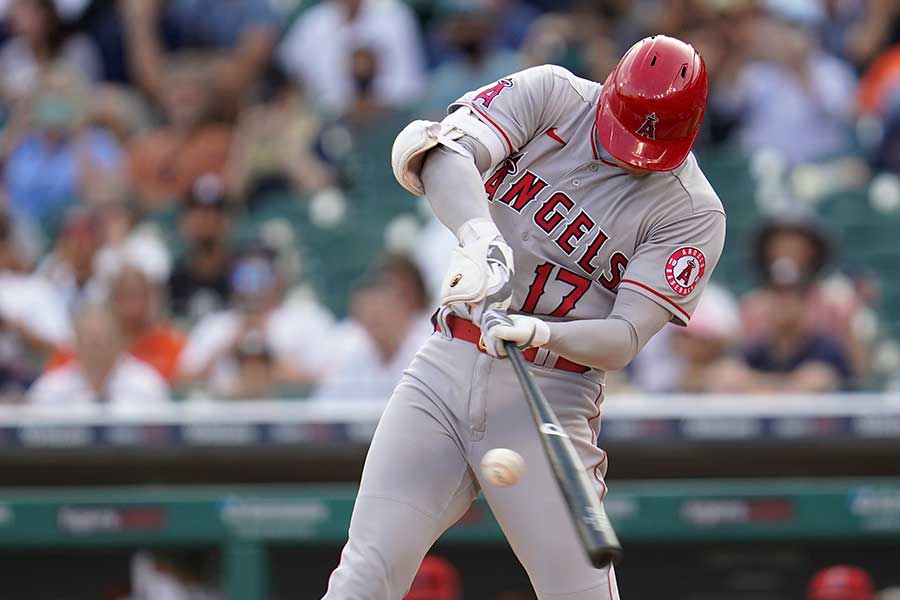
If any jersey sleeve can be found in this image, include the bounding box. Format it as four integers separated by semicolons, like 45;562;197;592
618;210;726;326
444;65;570;168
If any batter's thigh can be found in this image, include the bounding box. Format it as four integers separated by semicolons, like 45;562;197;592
323;339;482;600
472;363;619;600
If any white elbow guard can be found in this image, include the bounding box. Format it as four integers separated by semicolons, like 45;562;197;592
391;120;469;196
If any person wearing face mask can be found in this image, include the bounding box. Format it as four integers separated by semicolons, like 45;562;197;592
424;4;521;117
277;0;425;116
176;242;335;397
740;210;875;380
167;176;234;323
4;71;123;224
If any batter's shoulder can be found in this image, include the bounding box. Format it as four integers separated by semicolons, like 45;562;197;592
669;153;726;217
544;64;602;105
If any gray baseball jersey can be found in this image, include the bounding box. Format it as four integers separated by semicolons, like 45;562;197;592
322;65;725;600
446;64;725;331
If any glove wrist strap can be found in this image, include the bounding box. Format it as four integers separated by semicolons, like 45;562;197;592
457;218;502;246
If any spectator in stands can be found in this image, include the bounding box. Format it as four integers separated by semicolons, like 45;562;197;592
221;330;279;399
519;3;620;82
36;206;106;314
127;52;233;209
717;261;852;393
177;243;334;397
630;285;741;394
313;254;431;402
47;265;185;383
0;210;72;399
93;201;172;286
742;212;874;379
118;0;280;108
0;0;101;102
857;43;900;173
712;3;857;164
808;565;875;600
225;67;334;205
842;0;900;68
3;71;123;223
423;4;521;117
29;304;170;408
167;177;233;322
318;46;415;223
405;555;461;600
278;0;425;115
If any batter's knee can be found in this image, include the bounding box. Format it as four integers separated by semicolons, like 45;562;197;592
535;565;620;600
322;496;440;600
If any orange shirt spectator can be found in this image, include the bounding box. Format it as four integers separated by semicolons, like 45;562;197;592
48;323;184;382
128;124;233;208
857;45;900;116
125;52;234;209
47;265;186;382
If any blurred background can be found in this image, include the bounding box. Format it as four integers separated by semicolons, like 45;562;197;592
1;0;900;597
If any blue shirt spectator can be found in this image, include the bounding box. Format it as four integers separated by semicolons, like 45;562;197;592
744;333;852;382
5;126;122;221
161;0;280;50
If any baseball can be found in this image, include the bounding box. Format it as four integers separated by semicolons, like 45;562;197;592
480;448;525;487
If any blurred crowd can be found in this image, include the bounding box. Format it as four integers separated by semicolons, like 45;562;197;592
1;0;900;406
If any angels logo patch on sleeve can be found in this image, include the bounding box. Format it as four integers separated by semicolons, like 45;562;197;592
665;247;706;295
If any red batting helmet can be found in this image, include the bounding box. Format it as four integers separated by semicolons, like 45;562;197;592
595;35;708;172
405;556;461;600
808;565;875;600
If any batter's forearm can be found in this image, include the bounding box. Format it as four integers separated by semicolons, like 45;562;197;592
543;318;640;372
542;289;671;371
420;145;493;240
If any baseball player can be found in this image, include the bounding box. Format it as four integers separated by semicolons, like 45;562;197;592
323;35;725;599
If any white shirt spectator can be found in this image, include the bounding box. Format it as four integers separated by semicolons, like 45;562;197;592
178;295;335;395
0;270;72;347
313;314;432;402
278;0;425;114
28;354;170;408
719;52;857;164
0;34;101;99
36;250;106;316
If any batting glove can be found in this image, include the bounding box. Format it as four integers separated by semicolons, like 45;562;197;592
480;310;551;358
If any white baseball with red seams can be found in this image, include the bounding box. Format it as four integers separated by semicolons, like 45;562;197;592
481;447;526;487
322;63;725;600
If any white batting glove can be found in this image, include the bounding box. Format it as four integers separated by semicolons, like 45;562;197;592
439;219;514;322
480;310;551;358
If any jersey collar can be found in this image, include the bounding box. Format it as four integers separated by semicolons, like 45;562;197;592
591;101;620;168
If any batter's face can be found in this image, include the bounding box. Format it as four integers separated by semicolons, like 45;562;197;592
612;158;653;177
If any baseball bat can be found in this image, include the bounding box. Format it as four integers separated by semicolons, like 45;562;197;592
504;342;623;568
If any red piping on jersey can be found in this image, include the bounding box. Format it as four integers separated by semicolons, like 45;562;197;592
460;100;514;154
620;279;691;321
546;127;567;145
608;566;615;599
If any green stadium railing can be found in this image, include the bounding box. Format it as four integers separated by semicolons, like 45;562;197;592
2;479;900;598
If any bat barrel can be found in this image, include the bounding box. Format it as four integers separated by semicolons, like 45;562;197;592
504;343;624;568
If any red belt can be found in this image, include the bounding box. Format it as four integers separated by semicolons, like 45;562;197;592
434;313;590;374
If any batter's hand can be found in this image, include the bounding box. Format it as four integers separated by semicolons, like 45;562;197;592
440;219;514;323
480;310;551;358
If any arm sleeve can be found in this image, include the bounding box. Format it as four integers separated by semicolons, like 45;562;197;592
419;136;494;239
542;288;672;372
619;210;726;326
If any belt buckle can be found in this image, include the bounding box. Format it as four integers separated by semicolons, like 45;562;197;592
477;335;487;353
